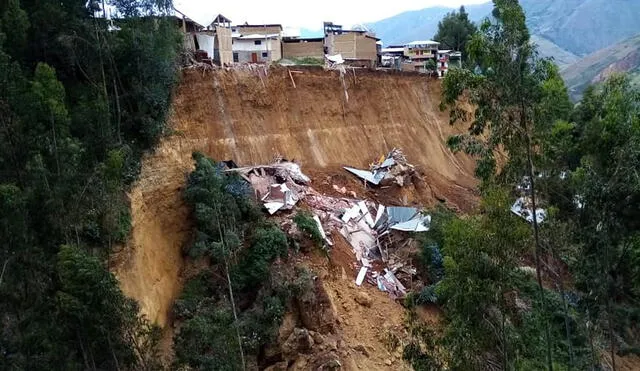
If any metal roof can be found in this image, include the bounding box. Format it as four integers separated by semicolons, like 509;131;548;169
235;33;280;39
406;40;440;46
235;24;283;30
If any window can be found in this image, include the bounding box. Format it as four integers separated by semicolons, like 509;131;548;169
233;52;239;63
254;40;262;45
262;52;268;58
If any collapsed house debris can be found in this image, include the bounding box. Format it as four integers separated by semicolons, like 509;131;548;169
228;153;427;299
511;197;546;224
376;269;407;299
226;160;310;214
337;203;429;298
325;54;345;66
377;206;431;232
262;183;299;214
344;148;415;187
511;176;547;224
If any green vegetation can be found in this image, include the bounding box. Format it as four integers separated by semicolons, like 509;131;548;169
433;6;477;61
562;34;640;100
404;0;640;370
2;0;640;369
294;210;323;247
175;153;314;370
0;0;180;368
290;57;324;65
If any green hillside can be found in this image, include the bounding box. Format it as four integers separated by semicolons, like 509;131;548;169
531;35;579;68
369;0;640;58
562;34;640;100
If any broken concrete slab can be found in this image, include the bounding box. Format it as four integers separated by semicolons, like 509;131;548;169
343;166;383;185
390;215;431;232
355;266;367;286
511;197;546;224
344;148;415;187
312;214;333;246
264;201;286;215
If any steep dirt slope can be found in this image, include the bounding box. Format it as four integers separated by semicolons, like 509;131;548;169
111;67;477;347
174;67;477;203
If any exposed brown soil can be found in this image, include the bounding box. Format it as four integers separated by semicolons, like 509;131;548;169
307;248;414;370
110;67;479;364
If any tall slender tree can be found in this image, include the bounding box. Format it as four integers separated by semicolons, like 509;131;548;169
440;1;573;369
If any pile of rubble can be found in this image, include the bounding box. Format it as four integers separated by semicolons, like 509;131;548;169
344;148;415;187
510;176;547;224
227;151;428;300
511;196;546;224
226;160;310;214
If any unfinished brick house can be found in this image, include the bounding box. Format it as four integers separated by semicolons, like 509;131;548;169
173;10;233;66
323;22;379;68
282;37;324;60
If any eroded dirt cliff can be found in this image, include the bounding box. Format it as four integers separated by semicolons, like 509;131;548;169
110;67;478;364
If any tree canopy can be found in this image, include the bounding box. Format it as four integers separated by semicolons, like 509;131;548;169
0;0;180;368
433;6;477;61
430;0;640;369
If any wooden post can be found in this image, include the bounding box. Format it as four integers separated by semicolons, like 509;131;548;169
288;69;296;88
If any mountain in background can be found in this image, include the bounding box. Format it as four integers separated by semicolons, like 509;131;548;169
530;35;579;67
523;0;640;57
368;0;640;98
563;34;640;100
368;0;640;59
366;3;492;47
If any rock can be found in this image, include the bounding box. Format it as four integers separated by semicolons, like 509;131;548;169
262;343;282;363
332;184;346;194
311;351;342;370
297;278;338;333
327;338;338;351
312;331;325;345
353;344;369;357
354;292;372;307
264;361;289;371
278;312;297;342
385;359;393;366
317;359;342;370
283;328;315;358
291;356;308;370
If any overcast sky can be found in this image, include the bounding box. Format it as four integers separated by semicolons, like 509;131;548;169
173;0;490;31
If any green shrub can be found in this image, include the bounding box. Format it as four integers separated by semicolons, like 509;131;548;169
234;225;289;291
292;57;324;65
173;272;216;320
173;304;243;370
294;211;323;246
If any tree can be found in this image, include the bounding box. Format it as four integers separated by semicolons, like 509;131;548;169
440;1;574;369
433;6;477;61
177;153;293;370
435;188;532;369
0;0;180;367
569;75;640;369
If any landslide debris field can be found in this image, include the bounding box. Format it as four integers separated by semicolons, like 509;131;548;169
111;67;478;367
